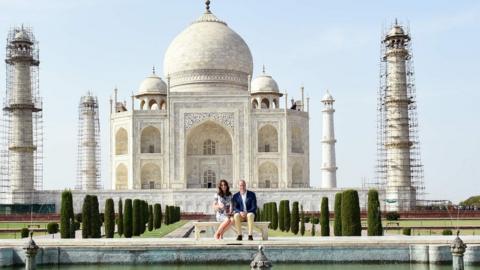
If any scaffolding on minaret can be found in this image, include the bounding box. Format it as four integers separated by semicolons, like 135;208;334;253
375;21;425;210
0;26;43;204
76;92;101;190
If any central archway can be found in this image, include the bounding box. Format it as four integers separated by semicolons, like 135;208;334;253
186;121;233;188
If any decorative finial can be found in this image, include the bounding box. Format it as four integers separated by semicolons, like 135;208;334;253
395;18;398;25
262;65;266;74
205;0;211;13
152;66;156;75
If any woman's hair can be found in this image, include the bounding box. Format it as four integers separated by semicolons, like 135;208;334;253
217;179;231;197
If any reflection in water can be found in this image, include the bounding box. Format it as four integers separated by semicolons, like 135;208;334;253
11;264;476;270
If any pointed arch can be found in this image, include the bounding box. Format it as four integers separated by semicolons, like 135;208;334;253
115;128;128;155
186;121;232;188
141;163;161;189
292;162;303;187
115;163;128;190
258;124;278;152
258;162;278;188
140;126;161;153
291;126;304;153
261;98;270;109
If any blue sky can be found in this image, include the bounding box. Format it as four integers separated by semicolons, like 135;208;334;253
0;0;478;203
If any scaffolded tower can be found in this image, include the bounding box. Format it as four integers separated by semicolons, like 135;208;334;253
76;92;101;190
376;21;425;211
0;26;43;204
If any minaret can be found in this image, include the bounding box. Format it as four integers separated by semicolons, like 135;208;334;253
382;22;415;210
321;91;337;188
1;26;43;204
76;92;101;190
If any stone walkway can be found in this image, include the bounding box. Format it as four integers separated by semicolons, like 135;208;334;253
164;221;194;238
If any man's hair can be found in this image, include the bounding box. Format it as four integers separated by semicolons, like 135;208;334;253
239;179;246;185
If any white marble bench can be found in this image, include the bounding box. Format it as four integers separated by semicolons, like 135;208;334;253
193;221;270;240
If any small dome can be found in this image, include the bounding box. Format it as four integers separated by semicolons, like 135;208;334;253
163;10;253;90
14;29;31;42
321;91;334;102
80;93;96;104
387;25;404;36
138;73;167;95
251;72;279;94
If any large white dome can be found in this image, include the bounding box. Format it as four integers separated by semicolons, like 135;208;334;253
163;11;253;91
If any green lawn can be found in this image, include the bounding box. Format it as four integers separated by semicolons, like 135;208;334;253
138;220;187;238
113;220;188;238
0;222;50;229
0;231;49;239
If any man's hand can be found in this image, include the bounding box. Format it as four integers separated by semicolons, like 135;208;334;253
240;211;247;218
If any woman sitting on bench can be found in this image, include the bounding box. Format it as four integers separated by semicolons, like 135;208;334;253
212;179;233;239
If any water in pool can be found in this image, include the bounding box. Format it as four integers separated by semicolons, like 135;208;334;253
5;264;480;270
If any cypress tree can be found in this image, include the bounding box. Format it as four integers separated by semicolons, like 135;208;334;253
290;201;299;235
117;199;124;236
60;190;74;239
311;222;316;236
334;192;342;236
123;199;133;238
278;200;285;231
367;189;383;236
81;195;91;238
164;205;170;225
300;205;305;236
153;203;162;229
148;205;154;232
104;198;115;238
176;206;181;222
284;200;291;232
272;202;278;230
320;197;330;236
141;201;147;234
266;203;271;228
133;199;141;236
341;189;362;236
255;207;261;222
90;196;101;238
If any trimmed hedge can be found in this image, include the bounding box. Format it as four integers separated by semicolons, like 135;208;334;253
300;205;305;236
284;200;291;232
291;201;299;235
334;192;342;236
271;202;278;230
60;190;74;238
133;199;142;236
278;200;285;231
402;228;411;236
47;222;59;235
164;205;170;225
154;203;162;229
90;196;101;238
81;195;91;238
367;189;383;236
442;229;453;235
117;199;124;236
21;228;29;238
148;205;154;232
123;199;133;238
320;197;330;236
386;211;400;221
104;198;115;238
341;189;361;236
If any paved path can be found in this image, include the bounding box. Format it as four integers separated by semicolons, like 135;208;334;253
1;235;479;247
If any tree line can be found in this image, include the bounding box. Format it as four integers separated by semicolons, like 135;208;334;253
59;191;181;239
256;189;384;236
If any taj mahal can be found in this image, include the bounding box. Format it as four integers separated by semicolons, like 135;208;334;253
0;2;426;213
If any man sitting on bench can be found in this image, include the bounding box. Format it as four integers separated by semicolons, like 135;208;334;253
232;180;257;241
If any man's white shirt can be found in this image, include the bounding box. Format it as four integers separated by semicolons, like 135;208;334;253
241;191;247;212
